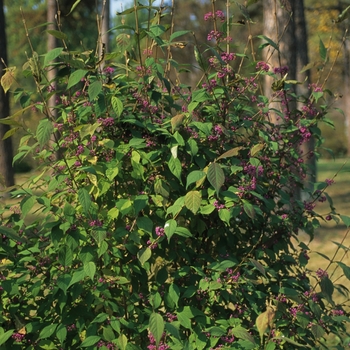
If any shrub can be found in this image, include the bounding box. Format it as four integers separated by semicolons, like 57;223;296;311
0;2;349;349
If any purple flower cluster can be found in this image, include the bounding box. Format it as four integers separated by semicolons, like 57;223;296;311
98;117;114;127
155;226;165;237
89;219;103;227
316;268;328;279
202;79;217;92
204;10;225;22
97;340;116;349
256;61;270;72
147;332;169;350
273;65;289;75
12;332;25;342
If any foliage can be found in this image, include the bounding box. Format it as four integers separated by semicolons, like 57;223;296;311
1;1;350;349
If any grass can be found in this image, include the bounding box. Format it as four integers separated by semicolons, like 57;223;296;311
299;158;350;315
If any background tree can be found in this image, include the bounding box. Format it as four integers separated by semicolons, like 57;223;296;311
0;0;14;190
263;0;315;197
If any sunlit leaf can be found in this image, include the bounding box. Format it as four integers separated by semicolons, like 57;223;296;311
207;162;225;195
36;119;53;148
149;313;164;347
66;0;81;16
184;190;201;214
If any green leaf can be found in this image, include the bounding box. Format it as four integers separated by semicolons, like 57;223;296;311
164;219;177;242
84;261;96;281
67;0;82;16
88;80;102;100
0;226;26;243
250;143;264;157
3;127;19;140
340;215;350;227
150;25;166;37
137;247;151;265
243;200;256;220
106;167;119;181
231;326;256;344
20;196;36;218
177;311;192;329
319;38;327;62
170;30;190;41
206;327;225;337
265;342;276;350
184;191;201;214
207;162;225;195
217;146;242;160
78;188;92;215
186;171;206;190
81;335;101;347
310;324;325;339
39;324;58;339
0;69;15;93
46;29;67;41
257;35;279;50
44;47;63;66
57;274;71;294
336;261;350;280
335;5;350;23
250;259;266;276
56;324;67;344
0;329;14;346
273;337;308;347
117;334;128;350
171;114;184;133
67;69;87;89
69;269;86;287
169;283;180;308
134;195;148;215
320;277;334;301
111;96;123;117
218;208;230;225
175;227;192;238
58;246;73;267
168;156;182;182
92;313;108;324
149;313;164;347
36;119;53;148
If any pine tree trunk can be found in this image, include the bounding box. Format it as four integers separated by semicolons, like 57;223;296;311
0;0;15;191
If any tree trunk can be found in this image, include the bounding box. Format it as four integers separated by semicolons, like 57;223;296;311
345;38;350;157
102;0;110;54
0;0;15;190
263;0;297;124
47;0;61;159
47;0;57;111
99;0;110;68
294;0;316;198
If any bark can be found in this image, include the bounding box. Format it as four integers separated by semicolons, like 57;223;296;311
0;0;15;190
263;0;297;124
345;38;350;157
99;0;110;68
102;0;110;54
47;0;57;115
263;0;315;200
47;0;62;159
294;0;316;198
